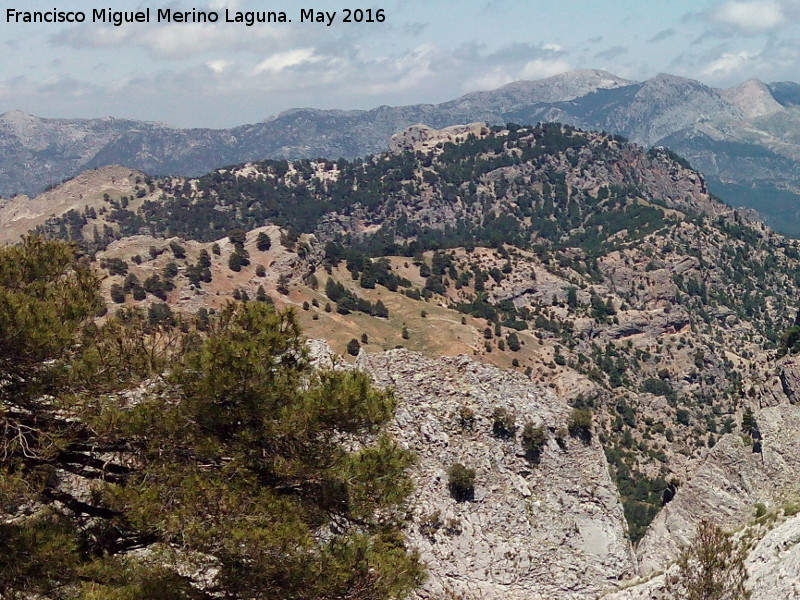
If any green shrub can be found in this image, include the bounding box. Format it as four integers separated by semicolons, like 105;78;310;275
448;463;475;502
568;408;592;443
521;422;547;462
492;407;517;439
642;378;674;398
256;231;271;251
346;338;361;356
458;406;475;430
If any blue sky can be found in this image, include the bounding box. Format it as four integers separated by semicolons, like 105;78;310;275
2;0;798;127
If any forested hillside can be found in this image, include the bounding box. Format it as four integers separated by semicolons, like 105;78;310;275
26;123;800;543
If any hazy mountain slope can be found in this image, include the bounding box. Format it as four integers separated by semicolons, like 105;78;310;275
0;70;629;198
722;78;784;119
769;81;800;106
508;74;744;147
8;68;800;237
0;110;163;196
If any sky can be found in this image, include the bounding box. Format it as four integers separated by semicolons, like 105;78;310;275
2;0;800;128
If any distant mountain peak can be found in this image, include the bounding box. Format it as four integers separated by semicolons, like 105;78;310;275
499;68;632;90
0;110;45;142
0;109;38;127
723;78;783;118
0;109;35;120
479;69;633;101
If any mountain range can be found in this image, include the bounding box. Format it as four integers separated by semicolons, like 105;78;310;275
6;69;800;235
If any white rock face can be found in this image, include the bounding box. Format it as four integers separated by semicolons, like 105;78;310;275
746;514;800;600
356;349;637;599
722;79;785;119
636;403;800;575
602;513;800;600
389;123;490;154
609;74;744;147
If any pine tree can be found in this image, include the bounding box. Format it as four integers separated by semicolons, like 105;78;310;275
0;240;424;599
666;520;750;600
256;231;272;251
347;337;361;356
228;251;244;272
374;299;389;318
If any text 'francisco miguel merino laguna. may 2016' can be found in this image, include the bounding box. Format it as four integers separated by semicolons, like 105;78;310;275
5;7;387;27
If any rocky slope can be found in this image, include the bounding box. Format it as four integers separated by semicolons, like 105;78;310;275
24;123;800;542
605;402;800;599
356;349;636;599
0;165;146;244
634;402;800;571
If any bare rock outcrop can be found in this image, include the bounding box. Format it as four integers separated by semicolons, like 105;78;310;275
635;403;800;575
779;356;800;404
356;349;637;599
745;513;800;600
722;78;785;119
389;122;489;155
605;512;800;600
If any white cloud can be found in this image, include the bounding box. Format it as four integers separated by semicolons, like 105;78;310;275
520;58;572;80
461;49;571;91
701;51;754;78
712;1;784;34
462;68;515;91
207;59;232;74
54;22;301;59
254;49;320;73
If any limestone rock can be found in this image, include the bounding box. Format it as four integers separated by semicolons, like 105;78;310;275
746;514;800;600
636;403;800;575
389;123;489;155
605;513;800;600
779;357;800;404
356;349;637;599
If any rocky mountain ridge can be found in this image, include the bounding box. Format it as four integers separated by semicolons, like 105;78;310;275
357;347;637;599
0;70;627;198
7;69;800;236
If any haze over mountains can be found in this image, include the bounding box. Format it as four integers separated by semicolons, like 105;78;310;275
5;68;800;234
